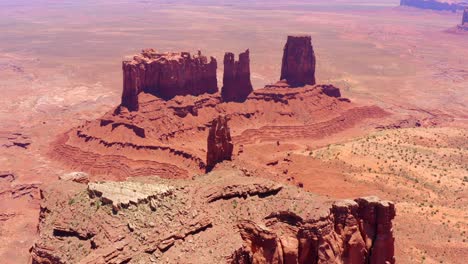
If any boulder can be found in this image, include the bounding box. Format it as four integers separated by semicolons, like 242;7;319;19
59;172;89;184
206;116;233;172
320;84;341;98
280;35;316;87
222;49;253;102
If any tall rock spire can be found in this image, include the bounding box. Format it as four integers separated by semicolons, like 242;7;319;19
221;49;253;102
206;116;233;172
463;8;468;25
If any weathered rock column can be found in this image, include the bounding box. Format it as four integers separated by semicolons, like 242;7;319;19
222;49;254;102
280;35;316;87
206;116;233;172
463;8;468;25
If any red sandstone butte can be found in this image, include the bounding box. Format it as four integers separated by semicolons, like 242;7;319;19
121;49;218;111
206;116;233;172
222;49;254;103
280;35;316;87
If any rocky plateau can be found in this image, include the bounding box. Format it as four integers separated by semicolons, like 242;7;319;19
31;169;395;264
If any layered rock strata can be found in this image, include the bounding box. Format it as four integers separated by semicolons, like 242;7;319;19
206;116;234;172
52;38;392;180
222;50;254;102
88;181;174;212
121;49;218;111
280;36;316;87
51;84;388;180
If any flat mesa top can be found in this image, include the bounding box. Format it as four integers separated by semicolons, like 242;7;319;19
123;49;210;65
287;35;311;39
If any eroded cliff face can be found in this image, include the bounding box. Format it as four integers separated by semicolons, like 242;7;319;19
222;50;254;103
121;49;218;111
206;116;234;172
231;197;396;264
280;36;316;87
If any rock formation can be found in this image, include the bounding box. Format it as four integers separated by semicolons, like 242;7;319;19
51;40;389;180
121;49;218;111
222;50;254;102
320;84;342;98
400;0;468;11
206;116;234;172
30;170;396;264
88;181;174;212
51;84;386;180
280;35;316;87
232;196;396;264
0;131;31;149
453;7;468;31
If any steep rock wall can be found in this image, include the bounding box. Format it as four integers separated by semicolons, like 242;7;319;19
232;196;396;264
121;49;218;111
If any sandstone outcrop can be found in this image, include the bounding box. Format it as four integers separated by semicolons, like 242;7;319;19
206;116;234;172
59;172;89;184
121;49;218;111
0;131;31;149
232;196;396;264
280;36;316;87
88;181;174;212
320;84;341;98
0;171;16;183
400;0;468;11
206;182;283;202
222;50;254;102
